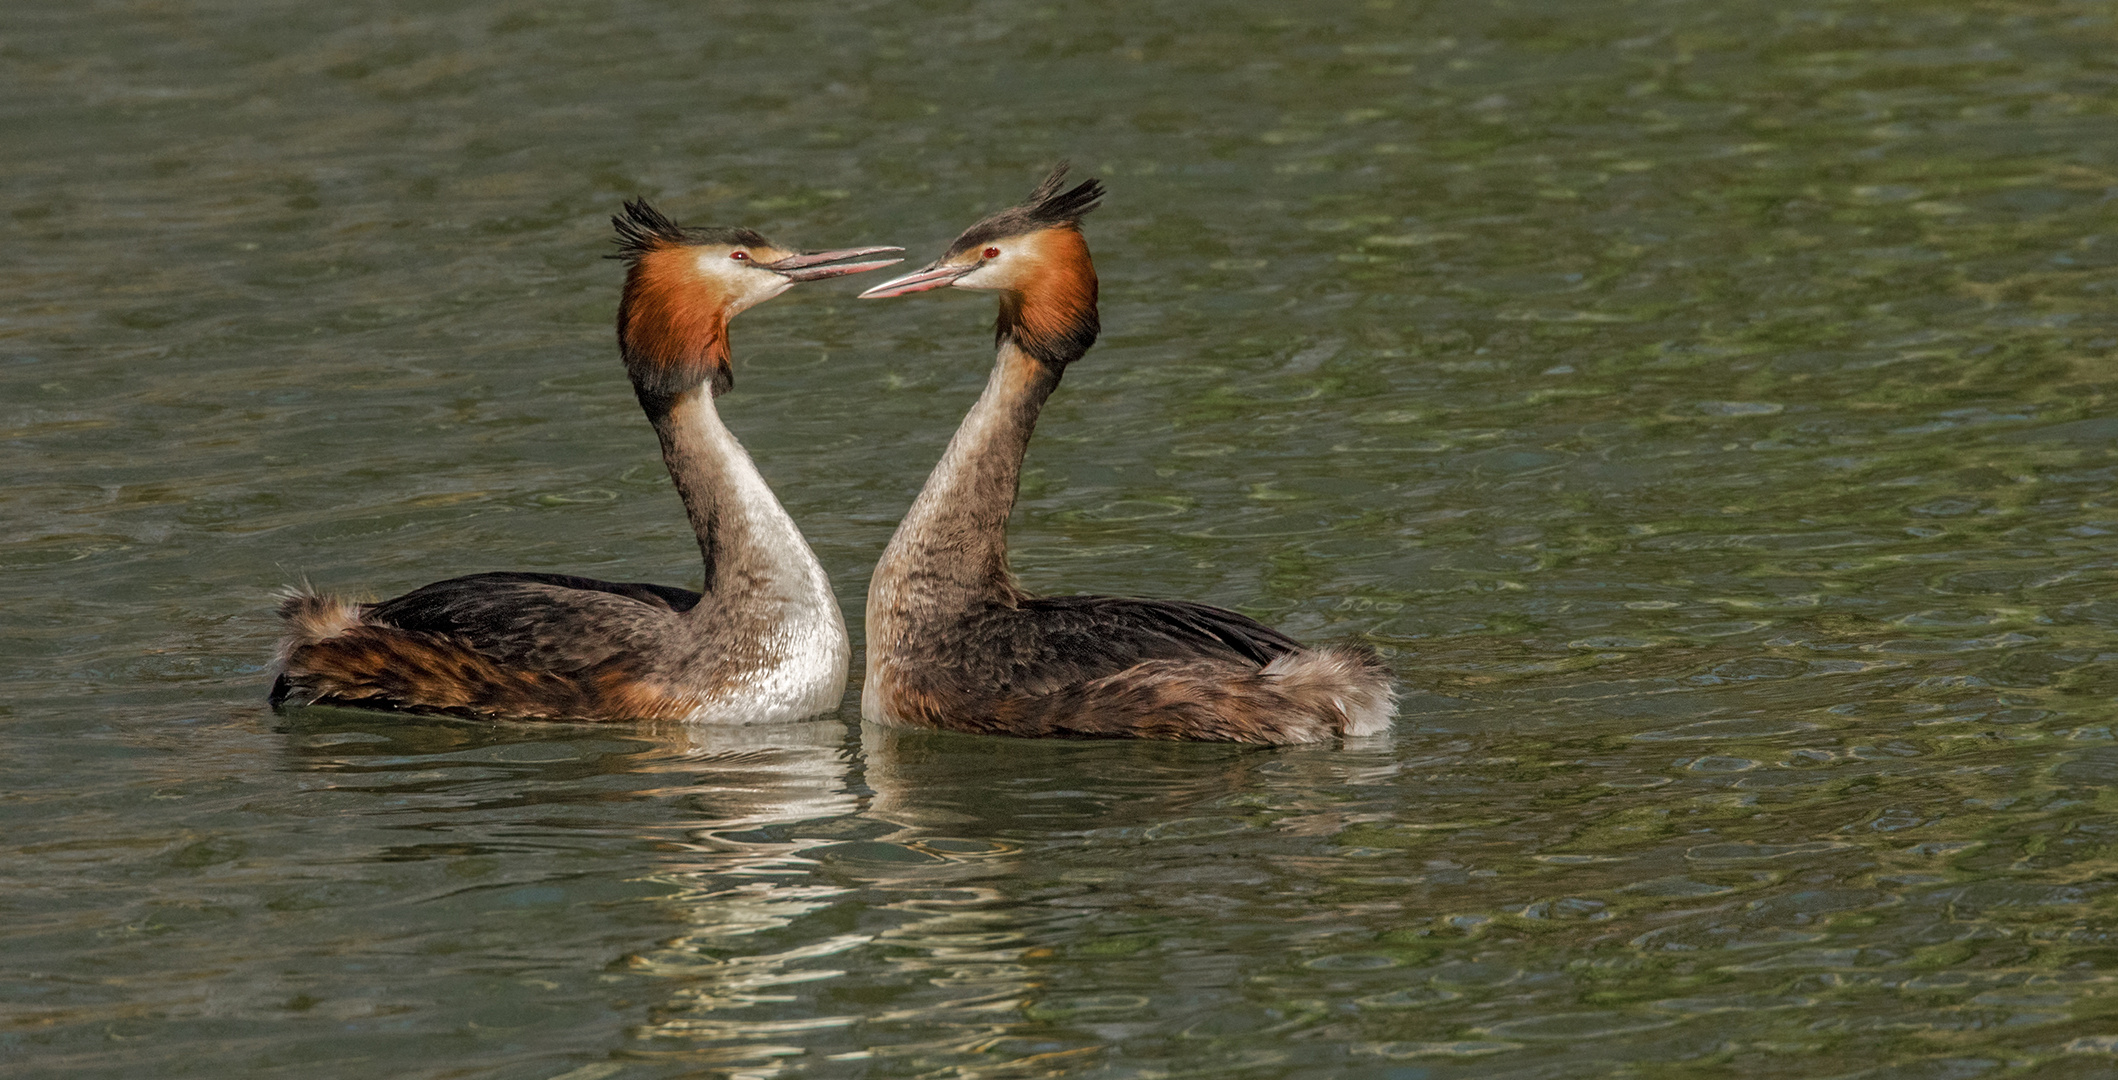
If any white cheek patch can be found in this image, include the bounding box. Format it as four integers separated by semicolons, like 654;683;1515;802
736;276;794;313
694;250;746;285
956;232;1054;291
955;261;1008;290
692;250;790;314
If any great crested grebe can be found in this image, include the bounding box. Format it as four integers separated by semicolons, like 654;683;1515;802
269;201;900;723
856;164;1396;744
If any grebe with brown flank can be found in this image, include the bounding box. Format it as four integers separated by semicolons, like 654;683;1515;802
270;201;899;723
856;165;1395;744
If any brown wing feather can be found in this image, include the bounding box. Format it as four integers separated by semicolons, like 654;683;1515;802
275;624;684;721
964;594;1301;696
887;646;1393;745
271;575;703;721
878;595;1392;744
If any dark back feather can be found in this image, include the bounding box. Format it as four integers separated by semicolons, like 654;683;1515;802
1023;595;1300;665
942;594;1302;698
364;572;700;672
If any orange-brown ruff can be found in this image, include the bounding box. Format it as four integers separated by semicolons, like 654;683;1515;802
270;202;901;722
858;164;1396;745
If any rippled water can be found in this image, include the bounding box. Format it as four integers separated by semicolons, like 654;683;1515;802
7;0;2118;1076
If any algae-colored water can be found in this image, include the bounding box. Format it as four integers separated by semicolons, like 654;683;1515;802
6;1;2118;1077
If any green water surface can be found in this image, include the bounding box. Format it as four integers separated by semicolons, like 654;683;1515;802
6;1;2118;1077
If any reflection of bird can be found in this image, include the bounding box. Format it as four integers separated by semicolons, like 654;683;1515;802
269;202;900;722
857;164;1396;744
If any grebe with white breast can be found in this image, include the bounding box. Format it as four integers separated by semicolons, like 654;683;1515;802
270;201;899;723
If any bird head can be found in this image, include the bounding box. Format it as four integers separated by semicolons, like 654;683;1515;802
860;163;1104;369
611;200;900;401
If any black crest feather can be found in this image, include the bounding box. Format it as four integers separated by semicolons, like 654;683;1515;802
947;162;1105;257
611;199;684;261
1019;160;1105;226
610;199;771;262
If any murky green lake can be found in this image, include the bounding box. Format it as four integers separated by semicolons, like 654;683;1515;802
7;1;2118;1076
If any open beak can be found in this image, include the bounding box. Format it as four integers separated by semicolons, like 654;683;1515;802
857;261;975;299
764;246;904;282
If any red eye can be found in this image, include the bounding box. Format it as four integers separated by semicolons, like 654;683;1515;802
983;247;1000;259
730;251;749;261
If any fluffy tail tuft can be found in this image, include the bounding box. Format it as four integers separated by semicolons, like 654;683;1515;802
1261;644;1398;737
272;583;365;673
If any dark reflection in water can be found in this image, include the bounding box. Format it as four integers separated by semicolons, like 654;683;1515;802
8;0;2118;1075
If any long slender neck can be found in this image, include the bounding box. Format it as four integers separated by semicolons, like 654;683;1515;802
648;386;834;620
876;341;1061;606
863;339;1062;722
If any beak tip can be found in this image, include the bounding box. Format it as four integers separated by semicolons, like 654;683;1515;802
778;257;905;283
855;263;970;299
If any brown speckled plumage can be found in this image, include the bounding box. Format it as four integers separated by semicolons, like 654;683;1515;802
271;573;710;720
862;165;1397;745
271;203;894;722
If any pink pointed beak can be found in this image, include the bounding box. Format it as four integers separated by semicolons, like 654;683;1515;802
857;261;976;299
763;246;904;282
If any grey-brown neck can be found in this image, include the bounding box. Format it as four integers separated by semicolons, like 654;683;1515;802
872;343;1061;613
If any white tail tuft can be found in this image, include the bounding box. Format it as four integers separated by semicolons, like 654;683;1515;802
1261;647;1398;737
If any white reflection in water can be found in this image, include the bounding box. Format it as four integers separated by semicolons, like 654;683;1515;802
625;721;1045;1075
626;720;861;1014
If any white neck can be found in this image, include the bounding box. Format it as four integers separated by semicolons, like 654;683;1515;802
661;391;849;721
